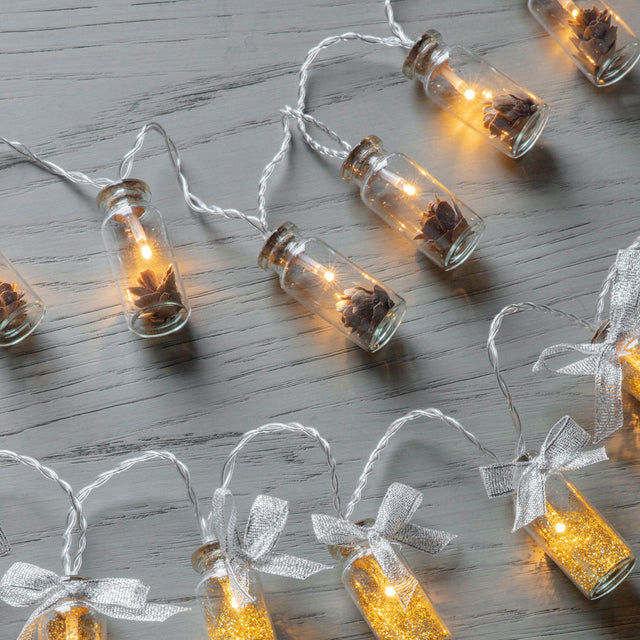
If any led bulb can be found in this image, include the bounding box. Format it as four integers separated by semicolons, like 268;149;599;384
36;600;106;640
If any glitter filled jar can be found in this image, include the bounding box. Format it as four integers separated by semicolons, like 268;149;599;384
330;537;452;640
341;135;484;270
258;222;406;352
0;250;45;346
521;463;635;599
36;588;106;640
527;0;640;86
592;320;640;401
98;179;190;338
192;543;277;640
403;30;549;159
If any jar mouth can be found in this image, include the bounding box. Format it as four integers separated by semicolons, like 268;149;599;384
443;218;485;270
511;103;550;159
595;42;640;86
589;554;636;599
257;221;300;272
130;301;190;338
368;300;406;352
97;179;151;216
402;29;443;80
340;135;384;184
0;301;45;346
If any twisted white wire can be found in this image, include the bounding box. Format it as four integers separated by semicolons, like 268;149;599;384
595;235;640;325
65;450;206;576
487;302;596;458
0;137;114;190
384;0;415;47
218;422;342;535
0;450;86;576
118;121;269;237
345;408;499;519
295;31;408;159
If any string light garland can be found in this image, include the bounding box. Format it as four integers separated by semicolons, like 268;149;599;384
0;132;191;338
527;0;640;86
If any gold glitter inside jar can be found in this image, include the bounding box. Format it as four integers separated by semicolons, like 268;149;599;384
37;598;106;640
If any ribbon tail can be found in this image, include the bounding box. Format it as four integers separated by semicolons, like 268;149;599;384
593;353;624;442
253;552;331;580
369;537;417;609
395;523;456;555
375;483;423;539
311;513;363;546
478;463;517;498
92;601;190;622
513;469;547;531
243;495;288;560
226;561;256;608
534;343;600;376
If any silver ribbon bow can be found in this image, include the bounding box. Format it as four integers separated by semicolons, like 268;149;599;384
312;482;456;607
0;562;188;640
534;249;640;442
479;416;607;531
208;488;329;608
0;524;9;557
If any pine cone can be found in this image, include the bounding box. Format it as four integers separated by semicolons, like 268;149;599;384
569;7;617;67
336;285;393;334
127;265;182;325
483;94;538;138
414;196;468;244
0;281;26;328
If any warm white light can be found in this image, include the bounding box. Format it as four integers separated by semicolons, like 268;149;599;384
141;244;152;260
555;522;566;533
571;9;579;18
483;90;492;100
402;183;417;196
384;586;397;597
230;597;239;610
324;271;335;283
464;89;476;100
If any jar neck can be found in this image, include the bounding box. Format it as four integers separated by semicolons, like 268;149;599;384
592;320;610;344
340;135;386;188
192;542;227;577
403;29;447;82
96;179;152;218
257;221;305;276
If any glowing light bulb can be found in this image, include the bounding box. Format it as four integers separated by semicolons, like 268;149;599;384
384;586;397;597
402;183;417;196
141;243;152;260
571;9;579;18
464;88;476;100
555;522;566;533
482;90;492;100
230;597;239;610
324;270;335;283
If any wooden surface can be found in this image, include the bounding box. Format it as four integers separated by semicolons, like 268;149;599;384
0;1;639;639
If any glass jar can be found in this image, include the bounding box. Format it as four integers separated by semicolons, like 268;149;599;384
527;0;640;86
192;543;277;640
403;30;550;159
521;463;635;599
592;320;640;401
36;590;106;640
98;179;190;338
0;250;45;346
341;135;484;270
330;539;452;640
258;222;406;352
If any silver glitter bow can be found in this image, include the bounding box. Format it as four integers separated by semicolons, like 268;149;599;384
312;482;456;607
0;562;188;640
208;488;329;608
479;416;607;531
534;249;640;442
0;524;9;557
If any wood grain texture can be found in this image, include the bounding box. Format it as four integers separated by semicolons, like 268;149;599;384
0;1;639;638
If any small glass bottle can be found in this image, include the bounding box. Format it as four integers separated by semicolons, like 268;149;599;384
97;179;190;338
0;250;45;346
521;461;635;599
258;222;406;352
527;0;640;86
592;320;640;401
192;542;277;640
36;584;107;640
341;135;484;270
403;30;550;159
329;534;453;640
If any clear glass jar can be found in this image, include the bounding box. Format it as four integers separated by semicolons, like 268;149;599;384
403;30;550;159
0;250;45;346
341;135;484;270
521;463;635;599
36;590;106;640
592;320;640;401
98;179;190;338
330;539;452;640
192;543;277;640
258;222;406;352
527;0;640;86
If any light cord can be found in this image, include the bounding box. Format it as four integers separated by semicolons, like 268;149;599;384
383;0;415;47
487;302;596;459
65;450;206;576
345;408;499;519
0;450;86;576
218;422;342;535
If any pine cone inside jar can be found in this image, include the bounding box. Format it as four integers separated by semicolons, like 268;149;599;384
483;94;538;139
127;265;182;326
0;281;27;330
569;7;617;68
414;196;469;247
336;285;393;335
